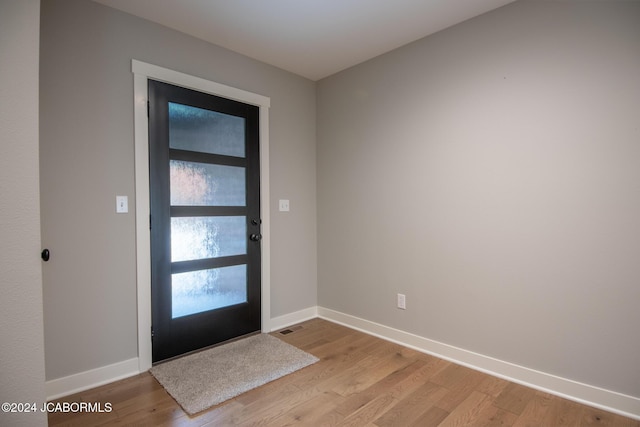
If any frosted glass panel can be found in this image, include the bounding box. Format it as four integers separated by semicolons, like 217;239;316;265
171;216;246;262
169;102;245;157
170;160;246;206
172;265;247;318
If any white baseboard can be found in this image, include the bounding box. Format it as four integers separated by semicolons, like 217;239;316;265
317;306;640;421
45;358;140;401
269;306;318;332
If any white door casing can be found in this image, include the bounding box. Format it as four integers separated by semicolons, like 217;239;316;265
132;60;271;371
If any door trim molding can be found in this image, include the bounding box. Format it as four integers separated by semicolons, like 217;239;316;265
132;60;271;372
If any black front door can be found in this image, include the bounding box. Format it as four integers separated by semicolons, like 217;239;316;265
148;80;261;363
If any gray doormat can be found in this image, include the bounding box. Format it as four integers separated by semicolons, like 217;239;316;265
150;333;319;415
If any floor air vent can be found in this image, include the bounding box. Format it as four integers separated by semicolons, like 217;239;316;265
279;325;303;335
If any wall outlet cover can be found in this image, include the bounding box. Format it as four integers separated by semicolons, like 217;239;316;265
397;293;406;310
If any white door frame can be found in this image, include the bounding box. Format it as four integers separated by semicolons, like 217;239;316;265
132;60;271;371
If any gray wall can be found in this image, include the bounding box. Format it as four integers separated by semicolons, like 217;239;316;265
40;0;317;381
317;0;640;399
0;1;47;426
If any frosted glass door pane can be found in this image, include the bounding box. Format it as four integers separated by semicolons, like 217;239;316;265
170;160;246;206
169;102;245;157
171;216;246;262
172;265;247;318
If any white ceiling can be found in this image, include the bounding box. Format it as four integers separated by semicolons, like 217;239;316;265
94;0;517;81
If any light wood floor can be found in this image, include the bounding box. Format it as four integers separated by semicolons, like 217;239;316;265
49;318;639;426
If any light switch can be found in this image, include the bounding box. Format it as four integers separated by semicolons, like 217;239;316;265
116;196;128;213
279;199;290;212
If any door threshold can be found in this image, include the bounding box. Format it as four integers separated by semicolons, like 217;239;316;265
152;330;261;366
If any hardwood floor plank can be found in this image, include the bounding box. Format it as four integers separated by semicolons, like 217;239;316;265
224;380;327;425
410;405;451;427
263;390;343;426
511;391;554;427
431;363;477;387
434;368;487;412
581;406;640;427
169;400;245;427
438;390;493;427
476;375;511;398
493;382;538;416
476;405;519;427
373;381;449;427
330;344;418;397
333;359;427;417
337;393;398;427
540;397;585;426
47;319;640;426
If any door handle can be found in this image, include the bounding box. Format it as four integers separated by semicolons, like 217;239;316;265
249;233;262;242
41;249;50;262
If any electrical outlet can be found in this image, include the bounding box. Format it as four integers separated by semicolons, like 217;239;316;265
397;293;406;310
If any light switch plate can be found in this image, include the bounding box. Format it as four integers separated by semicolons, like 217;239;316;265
279;199;290;212
116;196;128;213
